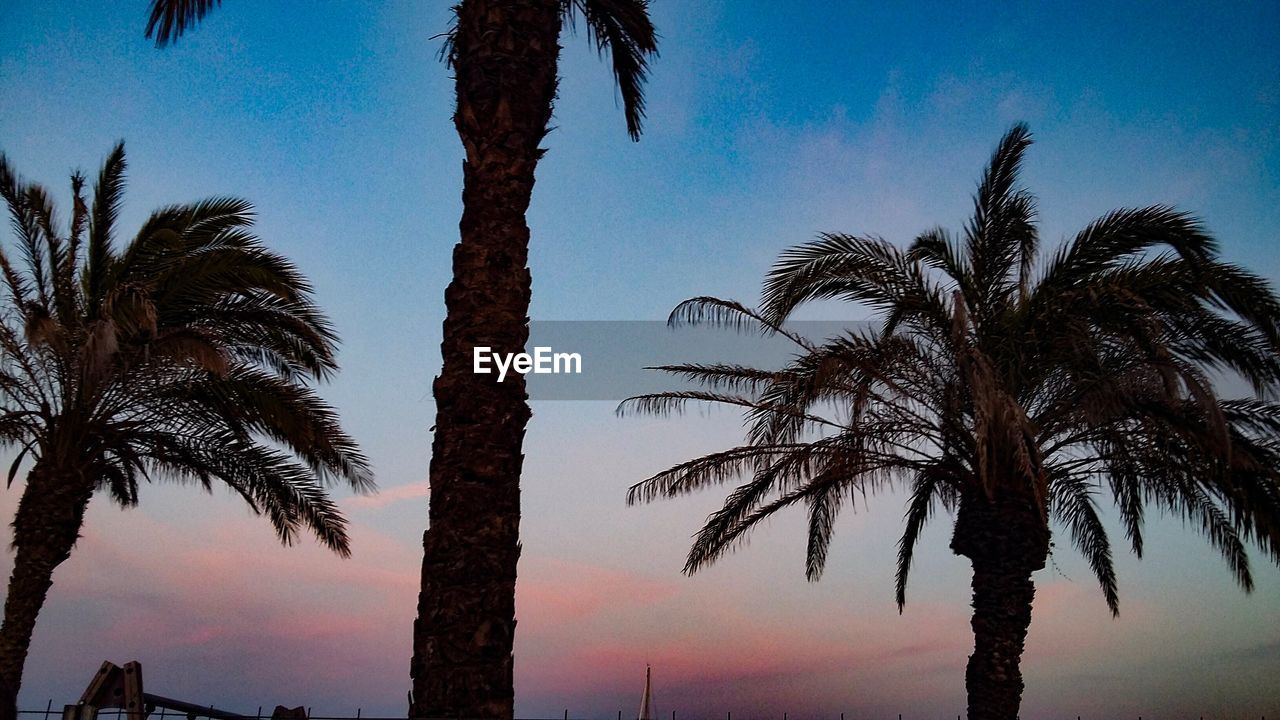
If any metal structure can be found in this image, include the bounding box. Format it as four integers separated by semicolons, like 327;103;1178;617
64;662;280;720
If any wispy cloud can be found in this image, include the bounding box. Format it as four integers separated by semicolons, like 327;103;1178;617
344;479;430;509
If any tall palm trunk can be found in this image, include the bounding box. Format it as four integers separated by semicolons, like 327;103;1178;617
410;2;561;718
0;459;93;720
950;490;1049;720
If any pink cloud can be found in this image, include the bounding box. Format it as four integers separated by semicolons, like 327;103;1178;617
516;587;972;708
517;557;679;628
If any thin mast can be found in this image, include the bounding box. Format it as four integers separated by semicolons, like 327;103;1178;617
637;665;653;720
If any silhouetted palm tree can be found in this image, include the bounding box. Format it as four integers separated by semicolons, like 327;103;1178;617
0;145;372;718
621;125;1280;720
142;2;657;717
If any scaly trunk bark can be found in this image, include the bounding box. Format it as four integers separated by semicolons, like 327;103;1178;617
410;2;561;719
950;490;1049;720
0;459;93;720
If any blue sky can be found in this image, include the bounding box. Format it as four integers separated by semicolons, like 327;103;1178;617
1;1;1278;717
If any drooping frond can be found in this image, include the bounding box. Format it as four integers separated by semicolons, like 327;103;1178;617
907;227;969;293
1036;206;1215;298
1048;470;1119;615
172;367;374;491
618;389;779;420
563;0;659;141
761;233;953;338
744;330;944;448
680;455;894;578
896;466;956;611
645;363;783;395
666;295;815;349
803;473;844;581
118;196;256;284
170;436;355;556
145;0;223;47
626;443;783;506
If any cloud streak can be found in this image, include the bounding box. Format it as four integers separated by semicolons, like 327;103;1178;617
344;479;430;510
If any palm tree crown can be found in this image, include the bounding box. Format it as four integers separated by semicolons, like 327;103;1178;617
622;124;1280;718
0;144;372;715
0;143;373;541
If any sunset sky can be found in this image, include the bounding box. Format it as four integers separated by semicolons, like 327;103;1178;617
1;1;1278;718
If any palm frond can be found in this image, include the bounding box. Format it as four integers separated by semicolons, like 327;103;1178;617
761;233;953;337
1049;470;1119;615
145;0;223;47
626;444;794;505
86;142;126;315
907;227;969;292
667;295;814;349
804;474;844;581
1037;206;1214;297
563;0;658;141
895;467;953;611
965;124;1036;318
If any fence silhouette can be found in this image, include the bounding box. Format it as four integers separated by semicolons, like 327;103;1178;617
15;705;1271;720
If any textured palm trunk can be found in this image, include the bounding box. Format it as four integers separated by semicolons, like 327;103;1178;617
0;459;93;720
950;490;1049;720
410;2;561;719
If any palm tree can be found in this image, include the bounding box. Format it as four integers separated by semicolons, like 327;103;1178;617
0;144;373;718
143;3;656;717
412;5;654;717
621;125;1280;720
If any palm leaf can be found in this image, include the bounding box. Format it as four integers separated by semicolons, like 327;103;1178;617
145;0;223;47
